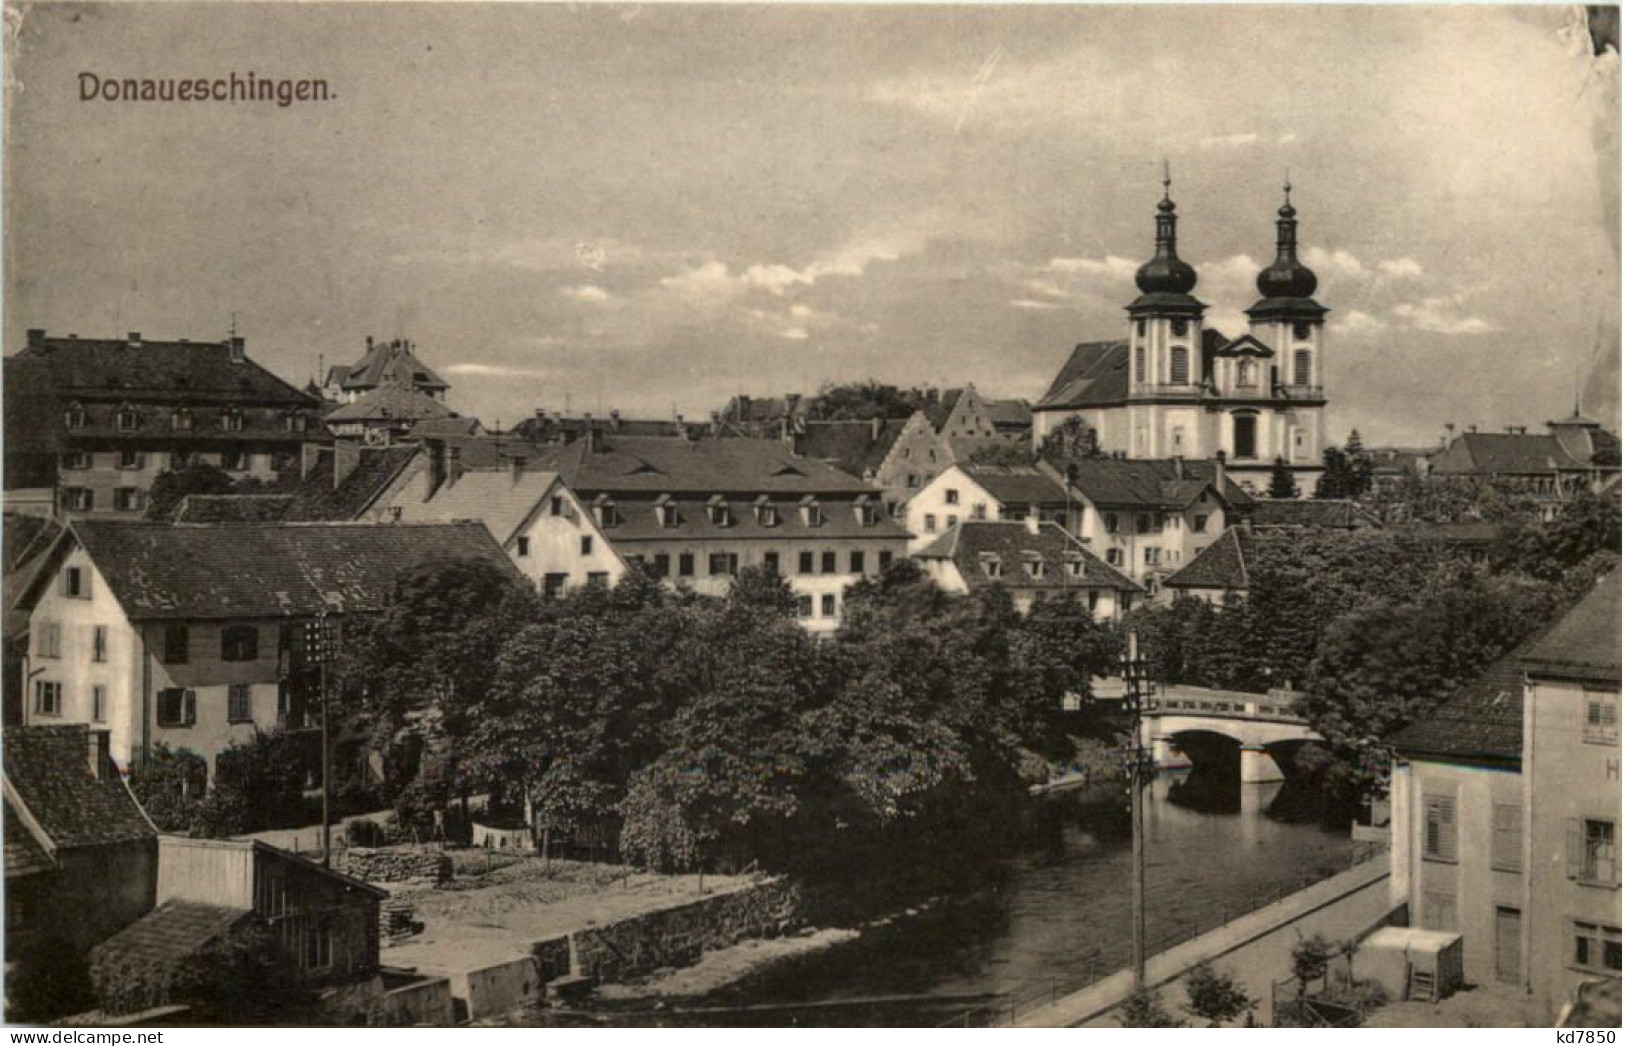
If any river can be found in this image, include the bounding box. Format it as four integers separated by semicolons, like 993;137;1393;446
542;768;1357;1027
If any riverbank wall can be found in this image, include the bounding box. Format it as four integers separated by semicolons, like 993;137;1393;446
418;876;804;1021
1016;855;1397;1028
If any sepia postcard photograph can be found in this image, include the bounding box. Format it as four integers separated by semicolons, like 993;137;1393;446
0;0;1619;1033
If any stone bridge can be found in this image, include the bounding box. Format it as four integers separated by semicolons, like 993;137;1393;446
1138;686;1321;784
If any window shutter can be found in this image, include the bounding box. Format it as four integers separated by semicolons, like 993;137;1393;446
184;689;197;726
1567;818;1584;880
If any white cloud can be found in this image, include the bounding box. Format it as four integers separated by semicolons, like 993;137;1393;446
1278;132;1299;145
780;327;811;341
1198;132;1259;150
662;230;929;304
1332;309;1388;337
1377;257;1424;280
788;303;813;319
1392;298;1495;336
1008;298;1066;311
561;284;611;304
445;362;551;379
1302;246;1372;283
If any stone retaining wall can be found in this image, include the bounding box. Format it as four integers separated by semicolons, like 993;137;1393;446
342;847;451;886
571;876;802;982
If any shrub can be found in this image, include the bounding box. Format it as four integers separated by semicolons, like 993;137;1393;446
127;744;208;833
345;818;386;848
7;934;95;1022
1116;988;1185;1028
1183;961;1255;1026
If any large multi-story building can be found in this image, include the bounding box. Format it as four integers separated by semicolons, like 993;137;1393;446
11;519;518;778
530;430;910;632
1030;178;1330;493
1388;571;1620;1016
3;330;326;517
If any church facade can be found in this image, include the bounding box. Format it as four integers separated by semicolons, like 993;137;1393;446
1031;179;1330;493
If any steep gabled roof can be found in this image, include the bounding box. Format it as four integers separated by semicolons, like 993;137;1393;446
985;399;1033;430
1061;457;1243;510
7;336;316;406
1430;431;1591;475
1035;341;1129;411
923;389;966;432
536;436;880;495
335;340;449;393
915;520;1139;592
1164;527;1252;592
23;520;519;621
395;469;563;545
4;725;156;852
1521;569;1621;684
282;446;422;522
325;385;456;424
1387;647;1527;765
800;419;908;478
958;464;1069;506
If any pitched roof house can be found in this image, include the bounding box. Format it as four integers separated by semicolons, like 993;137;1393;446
4;725;159;957
12;520;520;774
524;434;910;631
3;330;324;515
325;337;449;402
913;519;1139;617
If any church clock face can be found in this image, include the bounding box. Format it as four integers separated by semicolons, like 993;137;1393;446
1293;322;1312;341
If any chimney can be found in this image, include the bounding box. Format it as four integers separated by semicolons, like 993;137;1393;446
871;417;883;441
1025;512;1041;536
674;413;687;441
26;328;44;350
87;728;111;780
366;335;374;351
424;438;447;497
511;454;527;482
127;331;142;348
228;336;245;363
1213;450;1227;494
333;440;361;489
584;413;598;454
1172;455;1184;480
789;423;806;458
301;441;323;480
609;408;622;432
710;411;723;438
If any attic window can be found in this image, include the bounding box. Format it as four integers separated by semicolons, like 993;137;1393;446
754;498;780;527
980;555;1003;580
64;403;87;429
1025;558;1045;579
855;499;879;526
222;407;244;432
594;498;620;528
116;405;139;431
173;408;193;431
773;463;807;478
656;496;680;528
286;412;309;433
707;496;733;528
801;498;825;527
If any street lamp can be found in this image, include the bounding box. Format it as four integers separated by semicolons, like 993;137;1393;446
1118;629;1153;991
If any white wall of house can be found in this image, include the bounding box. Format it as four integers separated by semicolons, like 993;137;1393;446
903;467;1003;552
518;484;627;597
1074;491;1225;586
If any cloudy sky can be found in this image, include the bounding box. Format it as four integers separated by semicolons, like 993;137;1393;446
6;3;1618;444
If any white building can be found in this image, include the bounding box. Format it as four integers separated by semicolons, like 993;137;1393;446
913;519;1139;618
1030;177;1329;493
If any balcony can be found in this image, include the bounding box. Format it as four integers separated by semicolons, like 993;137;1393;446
1128;383;1206;400
1274;384;1326;401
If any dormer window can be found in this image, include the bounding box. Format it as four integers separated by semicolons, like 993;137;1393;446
655;495;680;528
980;554;1003;580
222;407;244;432
707;495;733;528
854;496;878;526
286;412;309;433
115;404;139;431
1063;552;1084;578
1023;553;1045;579
593;495;620;528
172;408;193;432
801;496;825;527
754;496;780;527
64;403;87;430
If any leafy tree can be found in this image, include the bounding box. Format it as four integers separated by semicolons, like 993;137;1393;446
728;564;800;617
1493;489;1622;582
966;441;1037;468
128;743;208;832
1343;429;1374;498
1183;962;1255;1026
804;380;926;421
144;465;238;520
1292;934;1334;999
1038;416;1104;467
1267;457;1299;499
335;557;537;822
207;728;312;834
1314;445;1354;499
1117;988;1185;1027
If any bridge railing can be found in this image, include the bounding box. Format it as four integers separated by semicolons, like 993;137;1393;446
940;840;1387;1028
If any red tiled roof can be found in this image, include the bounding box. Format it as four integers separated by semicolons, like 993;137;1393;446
1388;646;1528;764
1034;341;1129;411
334;340;448;392
959;464;1069;506
915;520;1139;592
1522;569;1621;684
800;420;907;478
1164;527;1252;592
326;386;456;424
23;520;519;621
537;436;882;495
4;725;155;851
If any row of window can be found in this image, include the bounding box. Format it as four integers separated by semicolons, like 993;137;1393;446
64;404;311;434
32;620;108;662
1103;546;1176;569
621;548;896;580
796;593;840;620
1423;795;1619;887
585;499;879;531
61;447;283;474
979;555;1097;583
61;486;147;512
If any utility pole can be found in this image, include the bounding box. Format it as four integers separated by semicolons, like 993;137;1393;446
1120;629;1152;990
306;604;340;867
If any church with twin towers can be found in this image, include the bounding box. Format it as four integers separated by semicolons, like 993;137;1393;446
1031;174;1331;494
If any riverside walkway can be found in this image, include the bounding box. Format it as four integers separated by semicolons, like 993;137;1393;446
1014;853;1394;1027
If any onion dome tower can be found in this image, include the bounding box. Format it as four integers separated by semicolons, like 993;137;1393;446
1246;177;1329;328
1126;165;1206;399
